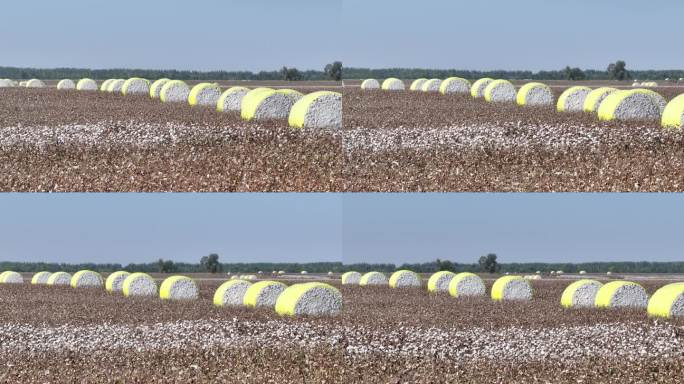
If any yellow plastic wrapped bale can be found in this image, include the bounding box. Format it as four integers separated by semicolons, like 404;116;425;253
0;271;23;284
188;82;222;106
381;78;405;91
217;86;250;112
409;78;427;91
388;270;421;288
243;280;287;308
288;91;342;129
31;271;51;285
26;79;46;88
560;279;603;308
76;78;98;91
557;86;592;112
46;271;72;286
491;276;532;301
594;280;648;308
105;271;131;293
122;272;157;297
484;80;516;103
275;282;343;316
241;89;297;121
597;89;666;121
470;78;494;98
341;271;361;285
583;87;618;113
359;271;388;286
661;93;684;129
121;77;151;96
421;79;442;92
57;79;76;90
70;270;104;288
159;80;190;103
107;79;125;93
159;275;199;300
100;79;114;92
448;272;485;297
439;77;471;95
647;283;684;318
427;271;456;293
149;78;170;98
360;79;380;90
213;279;252;307
516;82;553;106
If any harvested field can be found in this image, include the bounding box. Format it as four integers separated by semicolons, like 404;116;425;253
343;88;684;191
0;278;682;382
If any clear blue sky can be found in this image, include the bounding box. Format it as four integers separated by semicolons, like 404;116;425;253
1;0;341;71
1;194;682;266
342;0;683;70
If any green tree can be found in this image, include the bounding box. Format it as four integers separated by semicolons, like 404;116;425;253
435;258;455;272
478;253;500;273
324;61;343;81
200;253;221;273
281;66;302;81
564;66;586;80
157;258;177;273
607;60;629;80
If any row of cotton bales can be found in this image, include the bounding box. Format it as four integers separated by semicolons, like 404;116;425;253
633;81;659;87
561;279;684;318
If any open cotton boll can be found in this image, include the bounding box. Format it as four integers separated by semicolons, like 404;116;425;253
583;87;618;113
1;271;23;284
26;79;46;88
122;272;158;297
421;79;441;92
388;270;421;288
360;79;380;90
241;89;297;121
57;79;76;90
159;276;199;300
557;86;592;112
159;80;190;103
31;271;51;285
516;82;554;106
661;93;684;129
213;279;252;307
448;272;486;297
47;272;72;286
647;283;684;318
484;80;516;102
598;89;666;121
121;78;150;96
409;78;427;91
217;86;250;112
427;271;456;293
107;79;125;93
105;271;130;293
491;276;533;301
381;78;405;91
359;271;388;286
70;270;104;288
439;77;471;95
470;78;494;98
76;78;98;91
149;78;170;98
243;281;287;308
288;91;342;129
341;271;361;285
188;83;222;106
275;282;343;317
595;281;648;309
560;279;603;308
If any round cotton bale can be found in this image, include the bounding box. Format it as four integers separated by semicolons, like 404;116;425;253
159;276;199;300
560;279;603;308
121;77;150;96
0;79;13;87
448;272;485;298
70;270;104;288
76;78;98;91
1;271;23;284
470;78;494;98
647;283;684;318
300;271;308;275
360;79;380;90
327;271;333;276
427;271;456;293
31;271;51;285
100;79;114;92
359;271;388;286
278;270;286;275
107;79;125;93
288;91;342;129
381;78;405;91
275;282;343;317
105;271;130;293
47;271;72;286
341;271;361;285
19;81;28;87
484;79;516;103
122;272;157;297
217;86;250;112
409;78;427;91
276;89;304;103
26;79;46;88
597;89;666;121
213;279;252;307
241;89;296;121
57;79;76;90
491;276;533;301
516;82;553;106
556;86;592;112
188;82;221;106
579;270;587;275
243;280;287;308
583;87;618;113
439;77;471;95
149;78;170;98
421;79;442;92
594;280;648;309
661;93;684;130
388;270;421;288
159;80;190;103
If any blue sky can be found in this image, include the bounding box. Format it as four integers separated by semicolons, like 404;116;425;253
342;0;683;70
0;194;682;265
0;0;341;71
